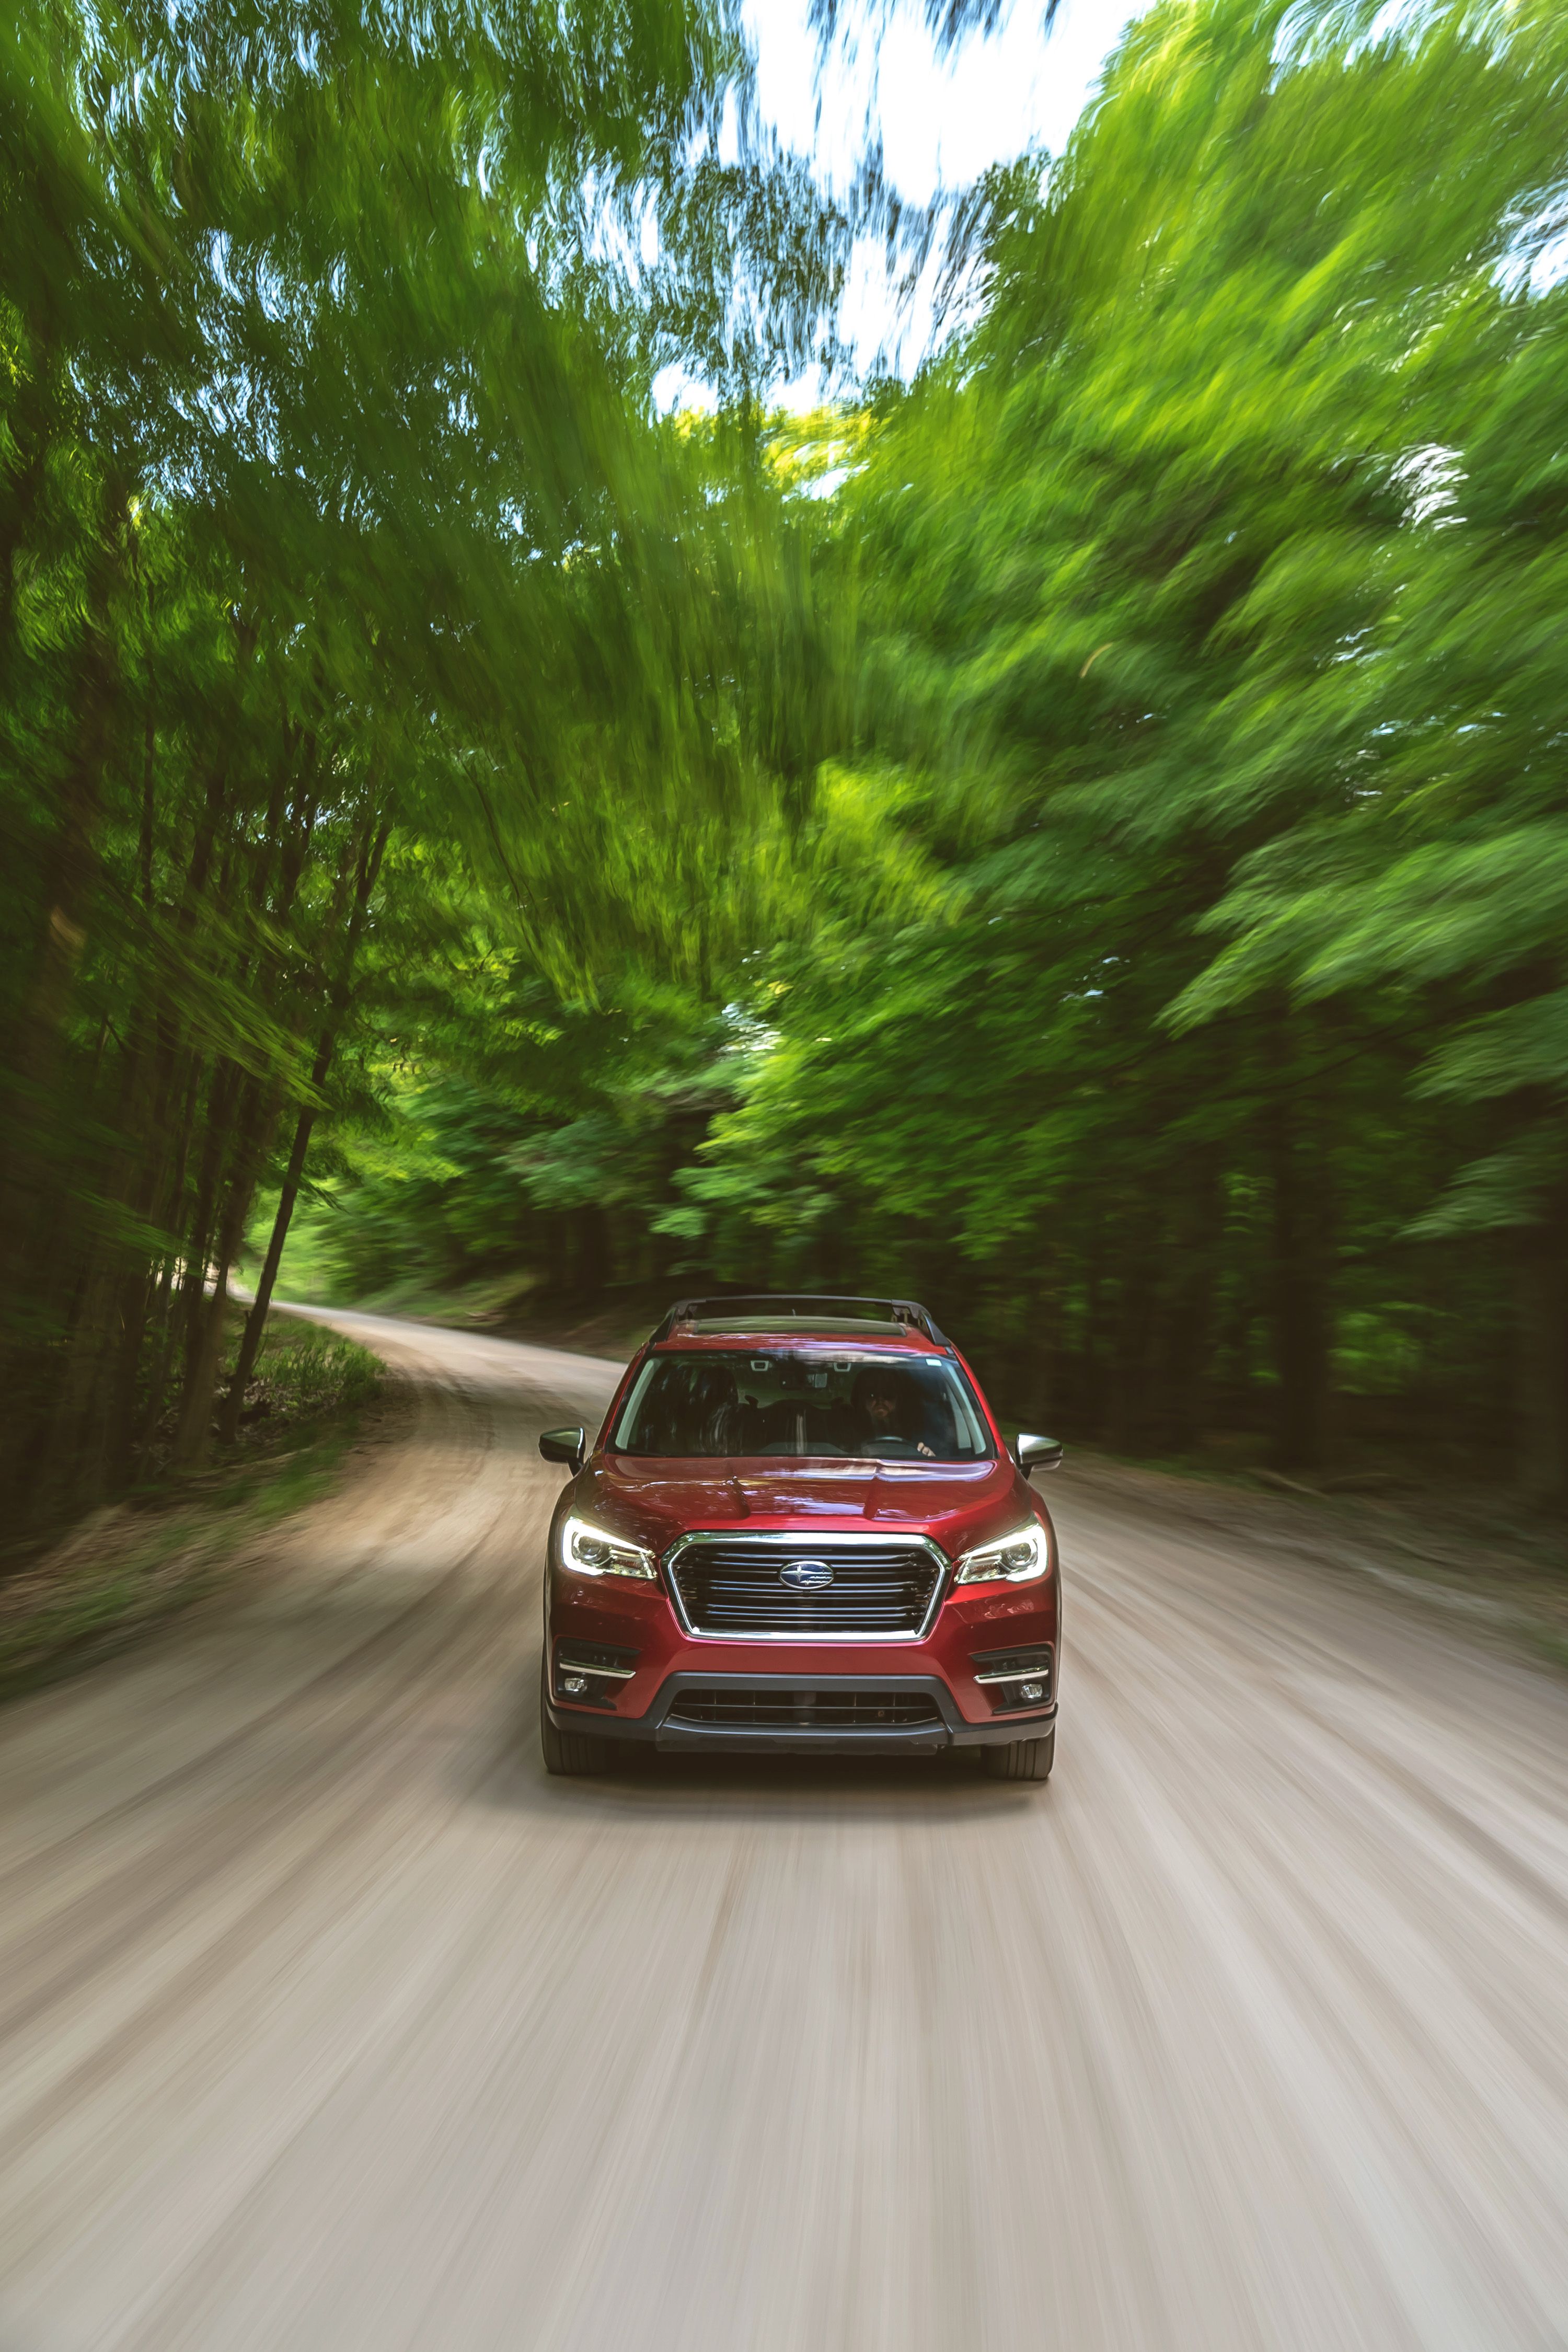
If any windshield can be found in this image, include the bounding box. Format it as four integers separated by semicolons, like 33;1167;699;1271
610;1350;994;1462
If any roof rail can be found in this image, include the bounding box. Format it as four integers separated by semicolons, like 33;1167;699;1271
649;1293;948;1345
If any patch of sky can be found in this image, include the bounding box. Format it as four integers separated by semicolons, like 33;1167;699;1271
653;0;1140;418
1496;180;1568;302
1392;443;1464;529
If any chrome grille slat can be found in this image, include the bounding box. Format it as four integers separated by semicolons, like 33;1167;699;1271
666;1536;946;1640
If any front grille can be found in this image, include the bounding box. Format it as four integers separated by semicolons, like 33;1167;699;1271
668;1687;942;1729
667;1539;944;1638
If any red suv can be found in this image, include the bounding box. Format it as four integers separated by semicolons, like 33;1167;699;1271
538;1295;1062;1782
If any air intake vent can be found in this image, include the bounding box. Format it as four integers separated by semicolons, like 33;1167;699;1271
668;1687;942;1730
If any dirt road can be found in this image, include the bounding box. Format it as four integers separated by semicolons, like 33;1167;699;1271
1;1310;1564;2352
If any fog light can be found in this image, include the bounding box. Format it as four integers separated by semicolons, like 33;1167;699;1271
561;1674;588;1697
1018;1680;1044;1703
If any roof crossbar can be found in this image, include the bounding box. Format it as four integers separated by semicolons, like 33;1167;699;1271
650;1293;948;1346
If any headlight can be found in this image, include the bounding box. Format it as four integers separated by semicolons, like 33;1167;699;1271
560;1514;657;1581
953;1521;1051;1585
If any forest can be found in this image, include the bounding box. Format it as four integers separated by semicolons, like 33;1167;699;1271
5;0;1568;1560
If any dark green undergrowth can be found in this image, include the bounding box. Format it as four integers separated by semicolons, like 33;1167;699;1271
0;1315;391;1702
211;1314;384;1454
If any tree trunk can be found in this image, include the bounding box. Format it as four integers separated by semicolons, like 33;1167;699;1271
1082;1221;1105;1440
1109;1215;1158;1455
1515;1212;1567;1505
0;631;114;1314
1152;1145;1225;1452
172;1093;266;1470
216;810;390;1444
175;1057;239;1406
217;1057;327;1443
1269;1075;1333;1472
0;566;120;1529
1021;1223;1061;1433
172;1272;230;1469
106;1261;154;1492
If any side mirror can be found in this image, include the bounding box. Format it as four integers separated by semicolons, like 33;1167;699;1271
539;1425;586;1474
1015;1433;1064;1478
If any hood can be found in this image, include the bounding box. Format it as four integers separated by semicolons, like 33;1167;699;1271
587;1451;1027;1558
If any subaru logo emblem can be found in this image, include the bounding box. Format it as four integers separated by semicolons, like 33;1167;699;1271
780;1558;834;1591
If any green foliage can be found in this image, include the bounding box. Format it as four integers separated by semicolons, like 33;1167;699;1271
0;0;844;1542
239;1320;384;1424
14;0;1568;1529
0;1312;385;1691
653;0;1568;1481
267;943;740;1306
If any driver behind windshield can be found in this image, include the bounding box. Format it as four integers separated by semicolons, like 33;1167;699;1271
851;1367;936;1459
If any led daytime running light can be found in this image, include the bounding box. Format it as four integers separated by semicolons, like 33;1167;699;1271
953;1521;1050;1585
560;1514;656;1581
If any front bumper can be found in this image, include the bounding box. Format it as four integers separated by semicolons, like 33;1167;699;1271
544;1671;1056;1755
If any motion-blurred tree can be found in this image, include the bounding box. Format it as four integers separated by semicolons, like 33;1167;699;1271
14;0;1568;1531
0;0;845;1541
656;0;1568;1486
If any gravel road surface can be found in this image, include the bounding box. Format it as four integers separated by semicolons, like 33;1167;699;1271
1;1310;1565;2352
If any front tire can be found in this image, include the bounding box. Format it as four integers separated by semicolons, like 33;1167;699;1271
539;1659;612;1775
982;1728;1055;1782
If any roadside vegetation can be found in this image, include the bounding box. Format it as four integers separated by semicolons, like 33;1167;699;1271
268;0;1568;1506
7;0;1568;1586
0;1316;388;1694
0;0;843;1556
